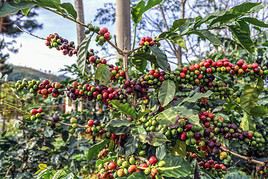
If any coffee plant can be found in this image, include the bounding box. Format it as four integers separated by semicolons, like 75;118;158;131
1;0;268;179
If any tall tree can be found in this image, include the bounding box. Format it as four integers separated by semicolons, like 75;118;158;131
0;4;42;80
74;0;86;112
74;0;85;44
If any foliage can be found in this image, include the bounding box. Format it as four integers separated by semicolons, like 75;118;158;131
1;1;268;179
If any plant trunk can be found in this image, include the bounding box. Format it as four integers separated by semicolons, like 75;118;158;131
177;0;187;67
74;0;85;112
74;0;85;44
115;0;131;52
115;0;131;80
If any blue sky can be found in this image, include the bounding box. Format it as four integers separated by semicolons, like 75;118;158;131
7;0;114;74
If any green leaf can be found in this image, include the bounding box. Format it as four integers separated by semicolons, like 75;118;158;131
110;100;137;118
149;46;170;71
160;155;192;177
107;119;132;128
241;17;268;28
171;140;186;157
125;136;138;156
77;34;94;75
240;112;252;131
157;107;178;125
146;132;169;147
209;2;262;26
181;90;213;104
96;156;117;167
230;2;262;14
127;172;147;179
131;56;147;72
229;21;255;53
131;0;163;24
0;2;34;17
240;79;263;112
86;140;108;161
156;145;166;160
224;170;250;179
21;8;32;16
44;127;54;137
249;105;268;117
190;30;221;46
170;19;189;32
95;64;112;85
59;3;77;19
158;80;176;107
35;0;60;9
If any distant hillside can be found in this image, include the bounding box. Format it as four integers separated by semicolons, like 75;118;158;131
7;66;67;81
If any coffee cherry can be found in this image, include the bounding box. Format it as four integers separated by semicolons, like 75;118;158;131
148;156;158;165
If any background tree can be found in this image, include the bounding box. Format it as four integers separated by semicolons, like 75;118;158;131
0;1;42;80
94;0;268;67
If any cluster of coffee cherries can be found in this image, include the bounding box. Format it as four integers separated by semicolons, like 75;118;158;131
30;107;43;120
139;69;165;86
139;37;158;47
122;80;149;98
15;79;64;98
85;119;105;137
37;80;64;98
208;81;233;99
199;111;254;142
199;159;227;175
88;50;108;66
234;59;265;75
110;66;126;83
45;33;77;56
96;27;112;46
15;79;39;93
66;81;127;104
96;155;164;179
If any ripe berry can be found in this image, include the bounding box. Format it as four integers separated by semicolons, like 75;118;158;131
148;156;158;165
88;119;94;127
99;27;108;35
31;109;38;115
128;165;137;173
108;161;117;170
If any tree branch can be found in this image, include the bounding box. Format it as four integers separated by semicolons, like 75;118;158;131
220;145;265;166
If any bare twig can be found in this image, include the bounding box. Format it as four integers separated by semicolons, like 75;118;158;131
16;25;46;40
220;145;265;166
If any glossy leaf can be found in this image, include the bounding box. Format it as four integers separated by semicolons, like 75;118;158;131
86;140;108;160
145;132;169;147
224;171;250;179
107;119;132;128
209;2;262;26
229;21;255;53
190;30;221;46
59;3;77;19
131;0;163;24
0;1;34;17
241;17;268;28
149;46;170;71
127;172;147;179
171;140;186;157
181;91;213;104
125;136;138;156
77;34;93;75
131;55;148;72
95;64;112;85
110;100;137;118
158;80;176;107
156;145;166;160
159;155;192;178
96;156;117;167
